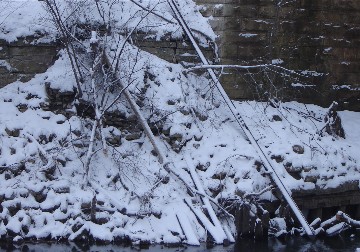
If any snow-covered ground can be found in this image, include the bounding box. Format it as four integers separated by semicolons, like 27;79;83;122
0;0;359;245
0;0;215;44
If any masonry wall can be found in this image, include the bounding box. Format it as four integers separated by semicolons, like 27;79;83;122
195;0;360;110
1;0;360;111
0;38;58;88
0;34;213;89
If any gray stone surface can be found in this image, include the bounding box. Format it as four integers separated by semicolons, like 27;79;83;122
0;38;58;88
195;0;360;111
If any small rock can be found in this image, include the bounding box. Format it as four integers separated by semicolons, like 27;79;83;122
194;110;208;121
196;162;210;171
41;202;61;212
53;185;70;194
211;171;227;180
170;132;182;142
96;216;110;225
5;127;21;137
272;115;282;121
271;155;284;163
161;127;171;136
194;135;203;141
304;175;318;183
106;135;121;147
151;149;159;157
167;100;176;105
6;201;21;216
16;104;28;113
161;176;170;184
125;132;142;141
292;145;304;154
29;186;47;203
180;108;190;115
10;147;16;155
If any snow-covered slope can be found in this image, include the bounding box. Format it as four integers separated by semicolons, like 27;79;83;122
1;37;359;243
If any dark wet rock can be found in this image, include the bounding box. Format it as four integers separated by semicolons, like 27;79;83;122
271;154;284;163
272;115;282;121
6;201;21;216
211;171;227;180
4;128;21;137
292;145;304;154
125;132;142;141
29;186;47;203
16;104;28;113
196;162;210;171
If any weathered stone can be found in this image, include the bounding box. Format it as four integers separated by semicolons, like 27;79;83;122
29;186;47;203
196;162;210;171
16;104;28;113
211;171;227;180
292;145;304;154
304;174;319;183
53;185;70;194
170;132;182;142
194;0;360;111
40;202;61;212
106;134;121;147
272;115;282;121
323;102;346;138
5;127;21;137
125;132;142;141
271;154;284;163
0;38;58;87
5;201;21;216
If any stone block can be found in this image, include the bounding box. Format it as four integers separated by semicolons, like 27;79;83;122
199;4;259;18
176;41;195;49
216;31;268;45
0;73;20;88
208;17;242;31
139;47;175;62
0;65;10;74
9;46;56;57
278;6;298;19
9;57;50;74
134;40;176;49
241;18;273;31
237;45;268;59
300;0;333;11
258;5;277;18
0;46;9;59
217;43;238;58
278;21;297;33
234;5;259;18
333;0;360;11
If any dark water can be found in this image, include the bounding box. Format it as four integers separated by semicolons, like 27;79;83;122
2;231;360;252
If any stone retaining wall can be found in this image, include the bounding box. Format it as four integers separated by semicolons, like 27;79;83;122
131;32;215;64
195;0;360;110
0;38;58;88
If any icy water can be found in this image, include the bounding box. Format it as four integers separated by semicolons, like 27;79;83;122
2;232;360;252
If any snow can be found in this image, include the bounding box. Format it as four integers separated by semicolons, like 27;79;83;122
0;0;215;44
0;0;360;246
300;70;324;76
0;0;51;42
272;59;284;65
0;60;13;71
0;47;355;242
291;83;316;88
239;33;258;38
